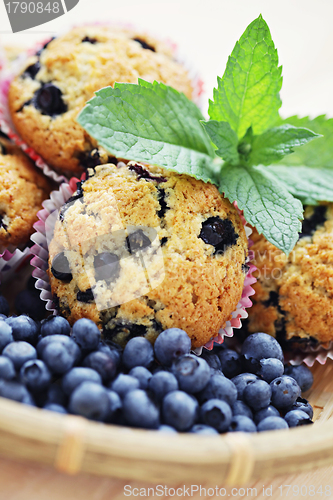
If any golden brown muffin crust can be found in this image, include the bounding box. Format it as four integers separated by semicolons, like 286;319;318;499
8;26;194;176
249;204;333;344
48;162;248;348
0;138;51;248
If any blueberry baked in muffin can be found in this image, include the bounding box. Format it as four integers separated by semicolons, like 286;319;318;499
0;135;51;249
48;162;248;348
8;26;194;176
248;204;333;348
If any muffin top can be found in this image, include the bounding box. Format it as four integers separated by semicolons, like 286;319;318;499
0;136;51;249
8;25;194;176
248;204;333;346
48;162;248;348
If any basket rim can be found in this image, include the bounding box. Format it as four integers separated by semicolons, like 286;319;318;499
0;396;332;485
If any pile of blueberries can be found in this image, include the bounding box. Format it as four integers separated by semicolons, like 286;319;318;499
0;293;314;434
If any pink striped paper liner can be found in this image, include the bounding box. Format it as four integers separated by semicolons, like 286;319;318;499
0;248;32;285
30;177;256;351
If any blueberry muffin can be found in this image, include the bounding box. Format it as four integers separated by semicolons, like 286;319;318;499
248;204;333;348
48;162;248;348
8;26;195;176
0;135;51;249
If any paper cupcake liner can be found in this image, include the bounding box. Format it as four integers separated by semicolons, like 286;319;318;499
30;177;256;351
0;247;32;286
283;342;333;368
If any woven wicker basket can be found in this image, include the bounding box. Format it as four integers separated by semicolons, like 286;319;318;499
0;359;332;487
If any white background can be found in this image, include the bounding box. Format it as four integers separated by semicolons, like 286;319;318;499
1;0;333;118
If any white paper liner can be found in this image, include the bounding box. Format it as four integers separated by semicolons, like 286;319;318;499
30;176;257;350
0;247;32;286
283;342;333;368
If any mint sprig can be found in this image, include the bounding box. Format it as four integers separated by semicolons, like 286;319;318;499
78;15;328;255
220;164;303;254
77;80;215;184
275;115;333;168
266;166;333;205
208;15;282;139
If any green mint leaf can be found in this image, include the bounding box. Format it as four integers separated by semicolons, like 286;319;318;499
202;120;239;165
248;124;320;166
77;80;215;183
209;14;282;139
219;164;302;254
266;165;333;205
276;115;333;168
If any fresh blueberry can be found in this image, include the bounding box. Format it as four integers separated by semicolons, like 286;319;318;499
231;400;253;420
41;341;77;375
0;355;16;380
0;379;34;405
231;373;259;400
45;383;67;407
157;425;177;433
189;424;219;435
285;397;313;419
257;416;289;432
154;328;191;366
199;350;222;372
229;415;257;433
106;390;122;423
149;371;178;402
41;316;71;337
254;405;280;425
62;367;102;395
256;358;284;383
270;376;301;409
6;315;39;345
98;340;122;368
284;364;314;392
69;381;109;421
33;83;67;116
15;290;46;321
162;390;198;432
83;351;117;382
110;374;140;399
129;366;152;389
51;252;72;281
243;379;272;411
20;359;51;392
0;320;13;352
0;296;9;316
72;318;101;351
2;341;37;371
94;252;120;282
123;389;160;429
284;410;313;427
241;333;284;372
200;399;232;432
171;354;210;394
37;335;81;364
122;337;154;370
197;372;237;406
199;217;238;253
44;403;67;414
218;349;243;378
